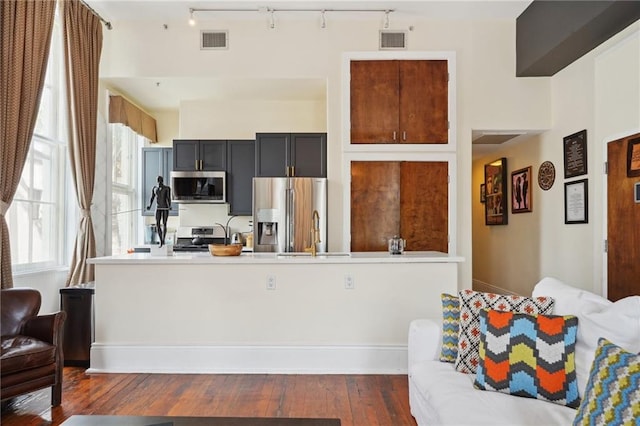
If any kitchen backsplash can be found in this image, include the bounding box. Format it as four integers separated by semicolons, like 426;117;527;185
178;203;252;235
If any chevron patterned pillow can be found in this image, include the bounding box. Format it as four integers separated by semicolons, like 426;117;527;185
573;338;640;426
439;293;460;362
455;290;555;374
474;309;580;408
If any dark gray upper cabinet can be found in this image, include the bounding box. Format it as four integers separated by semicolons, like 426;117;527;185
226;140;255;216
255;133;326;177
141;147;177;217
173;139;227;171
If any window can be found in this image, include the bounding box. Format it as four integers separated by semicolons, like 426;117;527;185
111;123;142;255
8;16;66;273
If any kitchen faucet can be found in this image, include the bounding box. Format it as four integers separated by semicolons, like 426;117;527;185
215;215;238;245
305;210;321;257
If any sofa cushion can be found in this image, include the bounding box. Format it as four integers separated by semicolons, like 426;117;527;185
573;338;640;426
409;359;577;425
439;293;460;362
532;277;640;398
455;290;555;374
1;335;56;375
474;309;580;408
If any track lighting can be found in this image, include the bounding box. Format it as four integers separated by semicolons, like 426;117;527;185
384;10;390;29
320;10;326;29
269;9;275;29
188;8;195;26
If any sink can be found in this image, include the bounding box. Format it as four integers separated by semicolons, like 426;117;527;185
276;252;351;257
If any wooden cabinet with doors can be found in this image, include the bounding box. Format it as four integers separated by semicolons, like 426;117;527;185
351;161;448;252
141;147;177;217
173;139;227;171
350;60;449;144
226;139;255;216
255;133;327;177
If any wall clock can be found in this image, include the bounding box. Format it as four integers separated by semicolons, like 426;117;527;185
538;161;555;190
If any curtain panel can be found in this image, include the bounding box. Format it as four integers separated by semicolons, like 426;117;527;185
109;95;158;142
0;0;57;289
62;0;103;286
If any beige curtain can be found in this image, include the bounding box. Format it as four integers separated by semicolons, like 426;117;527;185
0;0;57;289
62;0;102;286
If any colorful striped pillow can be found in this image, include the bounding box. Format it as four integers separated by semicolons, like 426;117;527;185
474;309;580;408
439;293;460;362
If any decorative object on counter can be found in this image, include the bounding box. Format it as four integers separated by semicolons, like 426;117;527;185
146;176;172;247
209;243;243;256
388;235;406;255
563;129;587;178
484;158;508;226
537;160;555;190
511;166;532;213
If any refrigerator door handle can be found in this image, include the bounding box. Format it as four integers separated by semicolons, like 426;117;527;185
288;187;295;252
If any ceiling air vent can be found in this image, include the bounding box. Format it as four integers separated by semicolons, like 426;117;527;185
379;30;407;50
201;30;228;50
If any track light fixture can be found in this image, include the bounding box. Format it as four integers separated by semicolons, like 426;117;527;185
187;7;395;30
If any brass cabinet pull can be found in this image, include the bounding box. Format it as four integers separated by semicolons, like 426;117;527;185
291;166;295;177
392;131;397;142
403;131;407;141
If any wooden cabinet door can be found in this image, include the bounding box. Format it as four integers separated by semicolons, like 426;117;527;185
255;133;289;177
399;61;448;144
290;133;327;177
400;162;448;252
350;60;400;144
173;140;199;171
350;161;400;251
227;140;255;216
200;140;227;171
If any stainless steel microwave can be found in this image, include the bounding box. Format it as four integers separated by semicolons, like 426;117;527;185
170;171;226;203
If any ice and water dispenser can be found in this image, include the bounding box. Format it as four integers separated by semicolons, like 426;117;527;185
256;208;279;248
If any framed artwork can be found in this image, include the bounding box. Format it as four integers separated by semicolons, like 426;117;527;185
480;183;486;203
537;161;555;190
627;137;640;177
484;158;508;226
564;179;588;224
511;166;532;213
563;130;587;178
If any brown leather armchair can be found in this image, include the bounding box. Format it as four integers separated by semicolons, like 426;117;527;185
1;288;66;406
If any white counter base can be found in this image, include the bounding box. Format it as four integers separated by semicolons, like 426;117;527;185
88;252;463;374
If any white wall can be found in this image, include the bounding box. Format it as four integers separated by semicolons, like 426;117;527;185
100;15;554;291
472;22;640;296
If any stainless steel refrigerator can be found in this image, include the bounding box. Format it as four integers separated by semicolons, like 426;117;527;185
252;177;327;253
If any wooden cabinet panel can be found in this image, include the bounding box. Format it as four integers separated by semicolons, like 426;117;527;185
350;161;401;251
399;61;448;144
400;162;448;252
350;61;399;144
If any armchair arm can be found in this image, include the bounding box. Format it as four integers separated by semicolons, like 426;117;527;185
24;311;66;346
408;318;442;368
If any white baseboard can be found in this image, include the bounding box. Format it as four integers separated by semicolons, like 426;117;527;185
472;279;519;296
88;344;408;375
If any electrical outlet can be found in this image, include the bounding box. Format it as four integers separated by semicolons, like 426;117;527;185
344;274;354;290
266;275;276;290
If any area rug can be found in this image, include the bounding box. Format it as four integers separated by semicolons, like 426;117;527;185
60;415;341;426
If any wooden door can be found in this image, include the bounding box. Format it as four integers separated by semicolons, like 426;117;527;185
399;60;449;144
401;162;449;252
607;134;640;300
350;61;399;144
351;161;400;251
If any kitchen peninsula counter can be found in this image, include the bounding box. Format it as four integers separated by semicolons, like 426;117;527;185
87;251;463;375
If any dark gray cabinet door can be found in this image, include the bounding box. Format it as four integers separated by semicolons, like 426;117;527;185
173;140;199;171
290;133;327;177
227;140;255;216
255;133;289;177
255;133;327;177
173;139;226;171
142;147;177;217
200;140;227;170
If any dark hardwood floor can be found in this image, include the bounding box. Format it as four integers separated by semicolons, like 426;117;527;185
1;368;417;426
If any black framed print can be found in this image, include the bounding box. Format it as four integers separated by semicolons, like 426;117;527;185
564;179;588;224
563;130;587;179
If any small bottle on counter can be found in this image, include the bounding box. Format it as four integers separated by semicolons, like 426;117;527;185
246;232;253;249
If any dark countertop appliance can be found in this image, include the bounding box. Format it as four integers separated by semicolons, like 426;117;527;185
173;227;225;252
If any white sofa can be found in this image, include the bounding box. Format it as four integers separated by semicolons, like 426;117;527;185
407;277;640;426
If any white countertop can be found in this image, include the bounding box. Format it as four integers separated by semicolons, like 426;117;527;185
88;251;464;265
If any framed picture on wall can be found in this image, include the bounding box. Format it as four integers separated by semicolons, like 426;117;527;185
511;166;532;213
564;179;588;224
484;158;508;226
563;130;588;178
627;137;640;177
480;183;486;203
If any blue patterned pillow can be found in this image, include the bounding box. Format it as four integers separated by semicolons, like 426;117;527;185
573;338;640;425
439;293;460;362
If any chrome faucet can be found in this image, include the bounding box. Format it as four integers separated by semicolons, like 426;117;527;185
306;209;321;257
215;215;238;245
